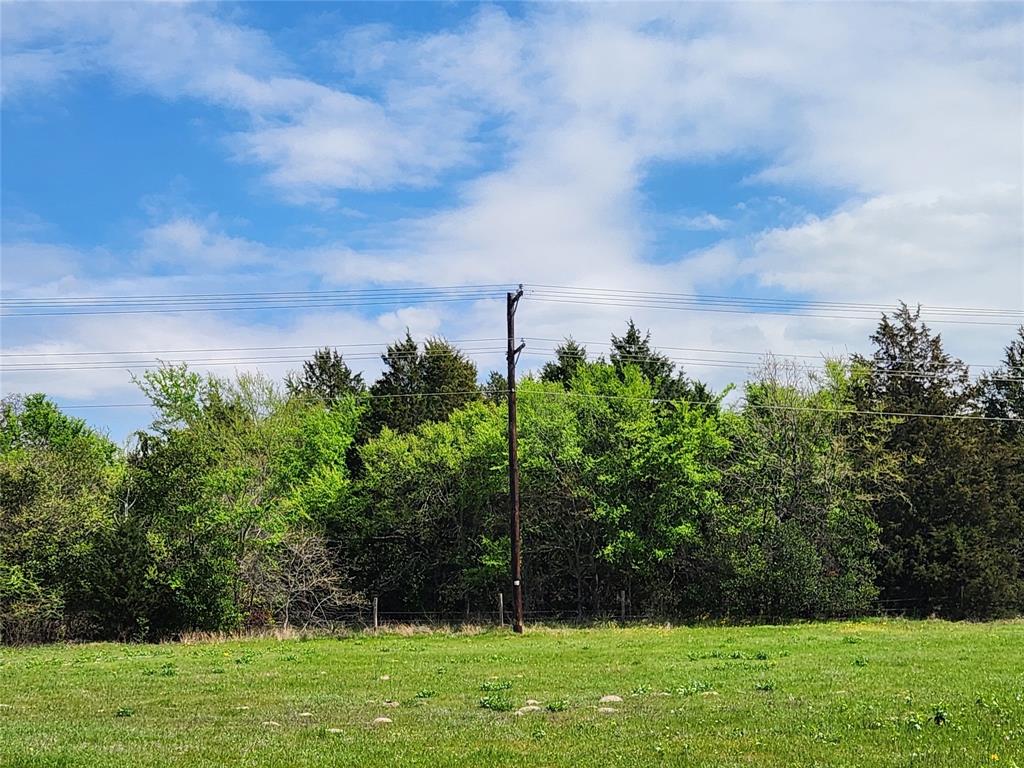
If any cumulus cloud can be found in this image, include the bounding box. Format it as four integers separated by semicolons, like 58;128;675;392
0;3;484;198
748;185;1023;307
2;2;1021;417
308;2;1021;368
140;218;272;270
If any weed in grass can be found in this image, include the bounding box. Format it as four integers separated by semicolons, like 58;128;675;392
854;657;869;667
115;707;134;718
754;680;776;692
414;690;435;699
677;680;715;696
903;715;924;732
479;694;515;712
545;700;568;712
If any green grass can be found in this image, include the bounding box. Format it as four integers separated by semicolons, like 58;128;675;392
1;620;1021;767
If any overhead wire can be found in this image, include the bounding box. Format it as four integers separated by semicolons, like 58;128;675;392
2;283;1020;325
49;388;1023;422
526;291;1022;327
4;342;1020;381
527;284;1024;317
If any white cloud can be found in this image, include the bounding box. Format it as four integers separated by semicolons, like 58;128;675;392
674;213;730;232
1;3;483;198
748;185;1023;307
2;2;1021;412
140;217;272;270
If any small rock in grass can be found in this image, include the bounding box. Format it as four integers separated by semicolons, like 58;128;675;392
297;712;314;717
653;692;671;697
525;699;540;706
515;706;542;715
599;695;623;703
379;675;391;681
373;717;392;725
597;707;618;714
327;727;343;734
262;721;281;727
234;705;251;710
700;690;719;697
383;700;400;708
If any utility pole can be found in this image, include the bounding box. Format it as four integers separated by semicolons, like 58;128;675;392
506;286;525;634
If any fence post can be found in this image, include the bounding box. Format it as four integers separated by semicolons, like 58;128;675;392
620;590;626;623
372;596;379;633
498;592;504;627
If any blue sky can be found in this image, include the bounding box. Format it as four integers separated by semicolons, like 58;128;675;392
1;2;1022;441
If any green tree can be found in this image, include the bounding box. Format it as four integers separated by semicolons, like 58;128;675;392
540;338;589;388
567;363;728;614
981;326;1024;436
609;320;714;407
482;370;508;404
119;365;362;635
286;347;365;403
352;401;504;613
610;320;675;389
719;358;885;618
854;306;1021;616
0;395;122;642
366;333;481;434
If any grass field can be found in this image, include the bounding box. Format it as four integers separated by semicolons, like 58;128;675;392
1;620;1021;767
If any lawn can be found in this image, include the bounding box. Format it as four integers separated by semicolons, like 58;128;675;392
0;620;1021;767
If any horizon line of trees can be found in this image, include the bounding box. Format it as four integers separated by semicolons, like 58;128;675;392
2;305;1022;643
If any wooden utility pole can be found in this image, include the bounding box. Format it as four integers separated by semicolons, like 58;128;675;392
506;287;525;634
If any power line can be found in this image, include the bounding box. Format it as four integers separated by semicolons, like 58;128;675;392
7;282;1018;315
528;284;1024;317
5;344;1020;381
3;283;1020;325
0;338;507;358
0;293;507;318
527;292;1023;327
0;284;510;304
48;389;1023;422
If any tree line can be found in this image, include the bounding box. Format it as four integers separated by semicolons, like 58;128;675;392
2;306;1021;642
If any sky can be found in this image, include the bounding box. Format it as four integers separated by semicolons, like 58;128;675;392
1;1;1022;442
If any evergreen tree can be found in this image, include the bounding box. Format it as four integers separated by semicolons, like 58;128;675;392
366;333;480;434
286;347;364;403
609;320;712;405
610;320;676;388
854;305;1020;616
483;371;508;404
540;338;589;388
980;326;1024;438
